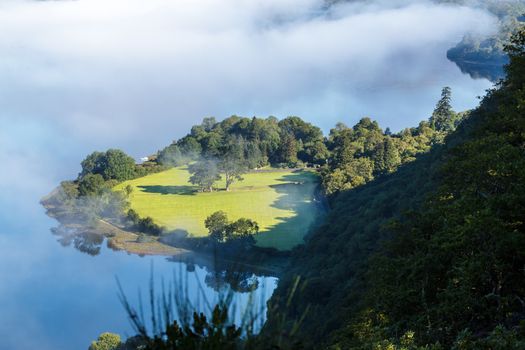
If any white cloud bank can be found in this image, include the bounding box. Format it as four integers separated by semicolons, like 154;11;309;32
0;0;496;192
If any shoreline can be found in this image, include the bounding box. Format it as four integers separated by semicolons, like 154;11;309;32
97;219;189;257
42;196;288;274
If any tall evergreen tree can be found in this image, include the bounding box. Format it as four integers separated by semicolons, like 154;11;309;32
430;86;455;132
373;138;401;174
278;132;298;164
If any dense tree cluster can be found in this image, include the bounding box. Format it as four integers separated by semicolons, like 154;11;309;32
265;28;525;349
126;209;163;236
158;115;326;192
205;211;258;248
43;148;166;239
157;116;326;170
321;89;460;195
157;89;460;197
80;149;136;182
78;149;166;194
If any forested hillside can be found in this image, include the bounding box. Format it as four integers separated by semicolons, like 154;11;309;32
60;23;525;350
265;28;525;349
154;88;460;197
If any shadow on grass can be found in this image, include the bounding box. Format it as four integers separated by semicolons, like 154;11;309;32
255;171;325;249
137;185;197;196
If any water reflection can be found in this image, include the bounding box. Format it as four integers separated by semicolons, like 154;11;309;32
205;270;259;293
52;226;104;256
448;58;506;82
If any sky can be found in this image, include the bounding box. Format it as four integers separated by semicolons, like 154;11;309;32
0;0;496;199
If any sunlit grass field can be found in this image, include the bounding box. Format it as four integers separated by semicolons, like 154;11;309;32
115;167;321;250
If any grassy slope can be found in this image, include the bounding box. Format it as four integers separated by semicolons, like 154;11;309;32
115;167;320;250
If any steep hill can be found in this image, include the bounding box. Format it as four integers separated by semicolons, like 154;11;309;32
265;28;525;349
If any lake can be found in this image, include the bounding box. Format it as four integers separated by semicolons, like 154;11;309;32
0;206;278;349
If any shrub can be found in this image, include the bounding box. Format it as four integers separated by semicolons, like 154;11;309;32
88;332;121;350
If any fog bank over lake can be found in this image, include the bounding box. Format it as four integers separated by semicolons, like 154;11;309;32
0;0;494;155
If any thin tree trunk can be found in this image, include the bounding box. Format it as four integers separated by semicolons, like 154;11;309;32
225;172;231;191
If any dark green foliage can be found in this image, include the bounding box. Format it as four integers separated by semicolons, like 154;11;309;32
134;160;167;179
205;211;258;248
373;138;401;174
277;132;299;165
205;211;229;242
244;142;266;169
78;173;106;196
157;144;184;166
201;116;217;131
266;28;525;349
225;218;258;250
80;151;106;179
156;115;326;170
113;267;310;350
176;136;202;160
351;28;525;349
227;218;259;238
218;137;248;191
300;140;330;166
277;116;324;165
322;109;456;195
127;209;163;236
204;211;259;244
154;112;443;179
140;305;244;350
104;149;137;181
80;149;136;182
278;116;323;145
430;86;457;132
322;157;374;195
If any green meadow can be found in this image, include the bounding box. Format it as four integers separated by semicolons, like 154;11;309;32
115;167;321;250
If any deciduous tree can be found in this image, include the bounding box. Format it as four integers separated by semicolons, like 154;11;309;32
188;160;221;192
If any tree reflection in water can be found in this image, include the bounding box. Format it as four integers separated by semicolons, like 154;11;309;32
205;269;259;293
51;225;104;256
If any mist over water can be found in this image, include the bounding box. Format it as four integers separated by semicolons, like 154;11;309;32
0;228;277;350
0;0;497;348
0;0;495;153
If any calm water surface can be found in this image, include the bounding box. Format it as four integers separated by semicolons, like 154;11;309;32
0;205;277;349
